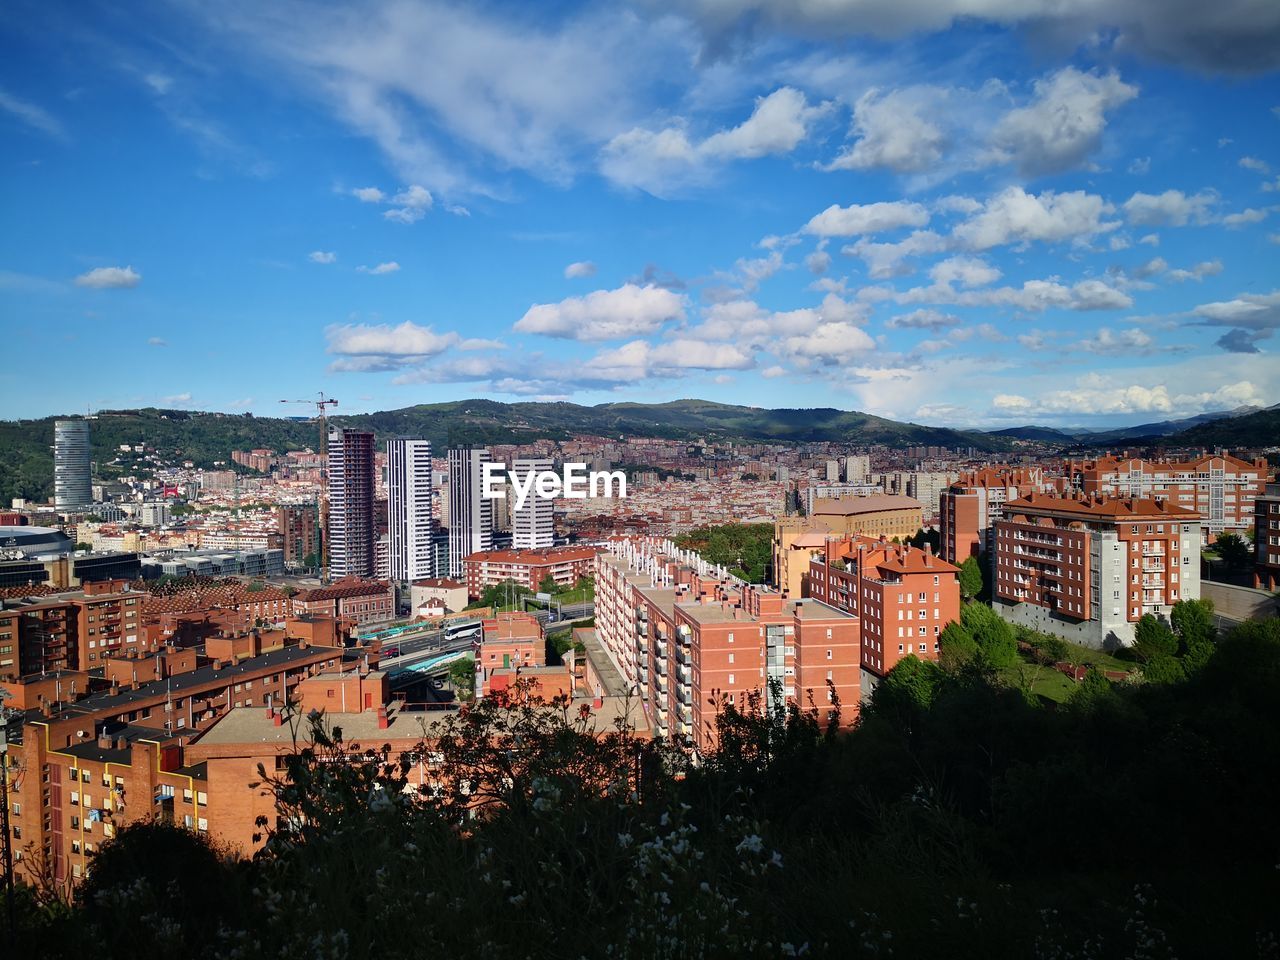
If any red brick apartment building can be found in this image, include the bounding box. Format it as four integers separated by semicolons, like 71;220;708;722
1253;480;1280;591
476;611;546;696
2;625;348;887
806;538;961;697
938;466;1064;564
1065;453;1266;539
291;577;395;625
0;580;145;679
596;539;858;752
992;493;1202;650
463;546;597;599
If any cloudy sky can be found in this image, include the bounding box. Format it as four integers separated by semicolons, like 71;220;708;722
1;0;1277;429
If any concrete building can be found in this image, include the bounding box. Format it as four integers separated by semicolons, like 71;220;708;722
328;428;376;578
447;447;494;578
805;537;961;699
1066;454;1267;539
386;437;435;583
137;502;171;527
54;419;93;511
843;455;870;484
409;577;468;617
511;457;555;550
992;493;1202;650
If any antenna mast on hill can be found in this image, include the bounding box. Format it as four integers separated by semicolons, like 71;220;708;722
279;393;339;581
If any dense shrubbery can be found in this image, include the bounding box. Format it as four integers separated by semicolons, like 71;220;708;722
8;617;1280;959
674;523;774;583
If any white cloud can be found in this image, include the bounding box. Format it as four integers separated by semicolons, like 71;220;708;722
660;1;1280;74
928;255;1001;288
564;261;597;279
75;266;141;289
0;87;66;140
734;250;785;291
1192;289;1280;352
761;365;787;378
1222;207;1268;228
1128;156;1151;174
352;186;385;203
327;321;459;358
804;200;930;237
845;231;947;278
700;87;828;160
384;184;433;223
825;86;947;173
357;261;400;275
1122;189;1216;226
600;87;827;195
805;250;831;275
147;336;168;347
1139;233;1160;245
781;321;876;363
515;283;686;340
162;392;193;405
1075;327;1154;354
1240;156;1271;173
580;338;755;380
991;375;1268;418
988;68;1137;177
954;187;1119;249
899;276;1132;312
309;250;337;264
1166;259;1222;282
887;308;961;331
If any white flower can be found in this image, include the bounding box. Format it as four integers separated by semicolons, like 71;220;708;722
736;834;765;855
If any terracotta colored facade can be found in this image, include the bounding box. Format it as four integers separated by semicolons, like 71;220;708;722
463;546;597;599
992;493;1202;649
806;538;961;684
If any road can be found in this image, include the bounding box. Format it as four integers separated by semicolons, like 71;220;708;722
360;601;595;661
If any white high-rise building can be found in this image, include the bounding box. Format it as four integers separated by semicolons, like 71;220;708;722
511;457;555;550
447;446;493;578
54;419;92;511
387;437;435;583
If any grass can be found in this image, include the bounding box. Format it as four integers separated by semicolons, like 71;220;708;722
1003;635;1139;703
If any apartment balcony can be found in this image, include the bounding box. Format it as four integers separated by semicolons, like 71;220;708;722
656;675;669;694
676;664;691;685
676;684;691;705
656;658;668;676
678;704;693;724
675;645;690;667
655;698;668;714
655;636;668;658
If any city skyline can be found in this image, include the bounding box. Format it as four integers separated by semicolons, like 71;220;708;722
1;2;1278;430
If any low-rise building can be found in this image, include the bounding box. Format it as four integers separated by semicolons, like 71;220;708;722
292;578;395;625
463;546;597;599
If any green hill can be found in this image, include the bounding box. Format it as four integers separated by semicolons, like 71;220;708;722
1166;404;1280;449
0;399;1011;504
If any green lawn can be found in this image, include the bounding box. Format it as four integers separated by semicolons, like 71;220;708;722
1002;637;1138;703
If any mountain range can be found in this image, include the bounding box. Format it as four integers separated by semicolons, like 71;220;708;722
0;399;1273;506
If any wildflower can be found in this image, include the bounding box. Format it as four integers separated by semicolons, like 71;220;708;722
617;832;633;847
736;834;765;855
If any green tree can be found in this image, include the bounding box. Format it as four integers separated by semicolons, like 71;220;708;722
1070;665;1113;703
938;620;978;670
870;654;944;730
1214;533;1252;571
1171;598;1217;671
960;602;1017;669
448;658;476;701
958;555;984;600
1143;653;1186;684
538;573;559;595
1134;614;1178;660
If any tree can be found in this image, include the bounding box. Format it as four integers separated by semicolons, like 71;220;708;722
958;556;984;600
1143;653;1186;684
448;657;476;701
1171;598;1217;671
1134;614;1178;661
1214;533;1252;571
960;602;1017;669
939;620;978;670
538;573;559;596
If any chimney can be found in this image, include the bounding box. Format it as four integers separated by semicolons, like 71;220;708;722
272;711;283;727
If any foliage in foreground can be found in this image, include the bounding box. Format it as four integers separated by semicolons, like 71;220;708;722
8;618;1280;959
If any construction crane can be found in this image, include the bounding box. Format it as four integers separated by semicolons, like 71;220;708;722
280;393;339;581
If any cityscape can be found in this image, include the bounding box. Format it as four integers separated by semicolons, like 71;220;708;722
2;1;1279;958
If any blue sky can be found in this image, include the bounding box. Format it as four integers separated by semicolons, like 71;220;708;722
1;0;1278;430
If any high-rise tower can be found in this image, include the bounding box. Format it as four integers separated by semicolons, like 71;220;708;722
447;446;493;578
387;437;435;583
327;428;376;578
511;457;555;550
54;419;92;511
